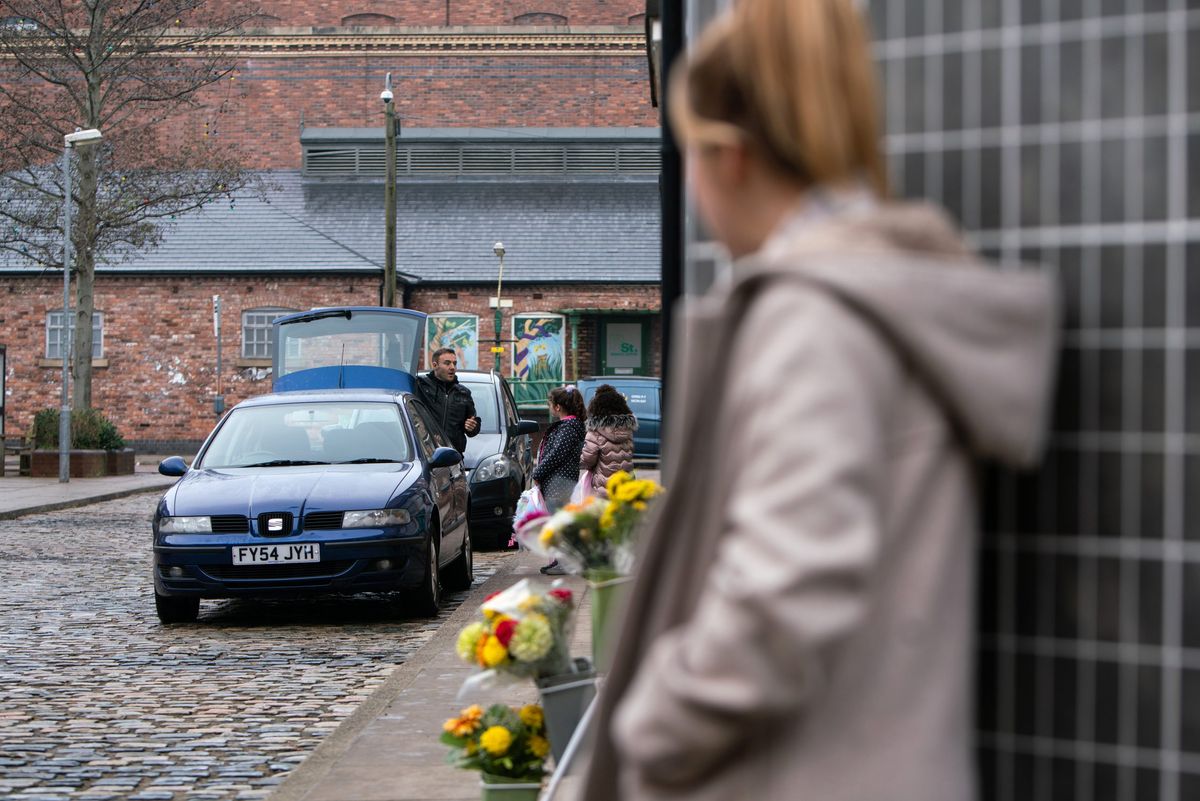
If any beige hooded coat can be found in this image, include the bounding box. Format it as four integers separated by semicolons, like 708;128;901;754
578;201;1059;801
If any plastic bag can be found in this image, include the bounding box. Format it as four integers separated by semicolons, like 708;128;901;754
569;470;593;505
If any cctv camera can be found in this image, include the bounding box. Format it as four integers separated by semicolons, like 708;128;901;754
380;89;394;103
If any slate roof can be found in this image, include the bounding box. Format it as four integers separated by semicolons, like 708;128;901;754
0;170;661;284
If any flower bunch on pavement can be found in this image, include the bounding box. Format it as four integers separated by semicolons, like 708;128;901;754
454;579;577;682
516;471;664;580
440;702;549;781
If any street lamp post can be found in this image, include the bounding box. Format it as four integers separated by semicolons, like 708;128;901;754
491;242;507;372
382;73;397;307
59;128;102;484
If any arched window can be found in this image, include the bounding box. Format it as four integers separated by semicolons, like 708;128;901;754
628;13;646;25
342;12;396;26
245;13;282;27
513;12;568;25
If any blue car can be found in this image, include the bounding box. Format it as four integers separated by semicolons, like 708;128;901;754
152;308;471;624
576;376;661;462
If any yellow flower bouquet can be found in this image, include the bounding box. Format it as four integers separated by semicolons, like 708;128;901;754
441;702;548;790
517;470;664;581
454;579;578;685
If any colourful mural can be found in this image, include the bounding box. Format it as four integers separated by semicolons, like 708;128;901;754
426;314;479;370
512;314;565;381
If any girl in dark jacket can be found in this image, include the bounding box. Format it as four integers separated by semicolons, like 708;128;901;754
532;385;586;575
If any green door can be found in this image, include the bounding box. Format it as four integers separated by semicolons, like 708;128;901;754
599;318;648;376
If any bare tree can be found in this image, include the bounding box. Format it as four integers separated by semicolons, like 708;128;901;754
0;0;259;410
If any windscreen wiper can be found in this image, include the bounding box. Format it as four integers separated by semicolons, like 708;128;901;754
241;459;331;467
336;457;402;464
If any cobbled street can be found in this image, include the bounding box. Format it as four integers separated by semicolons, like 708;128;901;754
0;493;511;801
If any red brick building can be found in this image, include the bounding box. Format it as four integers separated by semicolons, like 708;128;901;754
0;2;661;450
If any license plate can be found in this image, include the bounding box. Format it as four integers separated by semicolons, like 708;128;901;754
231;543;320;565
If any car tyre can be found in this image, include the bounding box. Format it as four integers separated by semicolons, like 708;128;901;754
442;528;473;592
408;535;441;617
155;592;200;624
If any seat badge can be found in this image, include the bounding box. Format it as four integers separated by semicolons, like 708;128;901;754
267;517;284;533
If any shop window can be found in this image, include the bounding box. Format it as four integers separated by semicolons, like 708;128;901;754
241;307;296;359
45;311;103;360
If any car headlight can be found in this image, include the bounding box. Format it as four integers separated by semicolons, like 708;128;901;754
341;509;412;528
472;455;513;483
158;516;212;533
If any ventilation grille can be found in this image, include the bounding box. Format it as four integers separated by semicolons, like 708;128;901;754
210;515;250;534
303;511;345;530
304;142;661;178
202;561;355;581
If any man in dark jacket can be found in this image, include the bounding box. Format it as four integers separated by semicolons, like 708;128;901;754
414;348;480;453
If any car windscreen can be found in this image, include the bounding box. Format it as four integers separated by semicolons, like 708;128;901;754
460;382;501;434
198;401;413;468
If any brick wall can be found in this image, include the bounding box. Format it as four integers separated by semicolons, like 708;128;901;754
0;275;659;446
409;282;660;378
223;0;645;27
186;53;655;169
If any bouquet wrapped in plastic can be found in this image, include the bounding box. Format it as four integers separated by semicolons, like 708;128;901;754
516;471;664;581
455;579;578;690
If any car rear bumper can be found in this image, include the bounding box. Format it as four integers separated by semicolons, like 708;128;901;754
153;535;427;597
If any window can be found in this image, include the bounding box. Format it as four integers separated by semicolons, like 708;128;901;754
241;307;296;359
342;12;395;25
45;311;103;360
513;12;568;24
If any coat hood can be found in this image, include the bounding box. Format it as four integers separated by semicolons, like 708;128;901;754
739;201;1060;467
586;413;638;434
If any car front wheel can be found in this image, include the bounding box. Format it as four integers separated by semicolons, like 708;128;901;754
155;592;200;625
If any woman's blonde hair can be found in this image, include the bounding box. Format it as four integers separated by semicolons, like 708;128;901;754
670;0;888;197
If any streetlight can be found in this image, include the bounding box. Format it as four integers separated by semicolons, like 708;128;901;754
382;73;397;307
490;242;507;372
59;127;102;484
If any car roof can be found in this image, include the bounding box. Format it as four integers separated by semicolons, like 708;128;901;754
579;376;661;383
455;371;503;385
233;389;412;409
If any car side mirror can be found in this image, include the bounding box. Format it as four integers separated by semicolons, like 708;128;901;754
511;420;539;436
429;447;462;469
158;456;189;477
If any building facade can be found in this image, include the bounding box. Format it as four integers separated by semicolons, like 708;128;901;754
0;2;662;450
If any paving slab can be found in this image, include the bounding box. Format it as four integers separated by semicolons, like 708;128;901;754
269;553;593;801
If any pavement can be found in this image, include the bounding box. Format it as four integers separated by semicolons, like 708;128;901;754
0;452;178;520
0;453;603;801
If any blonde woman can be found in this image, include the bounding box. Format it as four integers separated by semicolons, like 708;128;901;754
580;2;1058;800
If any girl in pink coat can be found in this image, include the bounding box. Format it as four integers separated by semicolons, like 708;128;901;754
579;384;638;498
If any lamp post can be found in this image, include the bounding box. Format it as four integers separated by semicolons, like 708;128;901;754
59;127;102;484
381;73;397;307
491;242;506;372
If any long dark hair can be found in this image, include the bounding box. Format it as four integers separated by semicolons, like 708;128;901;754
549;385;586;421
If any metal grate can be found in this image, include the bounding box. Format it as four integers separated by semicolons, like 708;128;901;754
303;141;660;178
303;511;344;530
202;561;355;581
210;515;250;534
